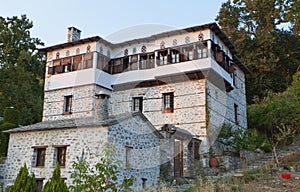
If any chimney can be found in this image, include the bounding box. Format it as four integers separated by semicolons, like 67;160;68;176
68;27;81;42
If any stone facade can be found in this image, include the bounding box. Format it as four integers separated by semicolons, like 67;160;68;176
111;80;207;135
4;113;161;189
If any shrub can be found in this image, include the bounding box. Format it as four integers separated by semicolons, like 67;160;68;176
9;164;36;192
42;163;68;192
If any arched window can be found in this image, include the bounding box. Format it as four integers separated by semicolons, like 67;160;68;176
100;46;103;54
66;50;70;57
141;45;147;53
107;50;111;57
56;52;60;59
198;33;204;41
76;48;80;55
185;36;190;44
160;41;165;49
124;49;129;56
87;45;91;53
132;47;137;54
173;39;177;46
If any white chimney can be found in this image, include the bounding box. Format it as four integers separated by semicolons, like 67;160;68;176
68;27;81;42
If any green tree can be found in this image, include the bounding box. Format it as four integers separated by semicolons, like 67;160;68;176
70;144;133;192
0;108;20;156
0;15;45;126
9;164;36;192
70;158;133;192
247;73;300;136
216;0;300;103
42;163;69;192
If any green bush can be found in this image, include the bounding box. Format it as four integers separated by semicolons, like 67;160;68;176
42;163;68;192
9;164;36;192
248;73;300;138
217;124;272;152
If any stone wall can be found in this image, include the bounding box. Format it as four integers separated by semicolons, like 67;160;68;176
43;85;110;121
5;114;160;190
206;67;247;154
0;159;6;185
107;114;161;189
110;80;207;137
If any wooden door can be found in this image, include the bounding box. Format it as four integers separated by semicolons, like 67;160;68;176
174;139;183;177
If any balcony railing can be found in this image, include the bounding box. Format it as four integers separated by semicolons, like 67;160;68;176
47;40;235;76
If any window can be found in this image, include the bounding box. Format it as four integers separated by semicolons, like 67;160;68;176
170;49;180;63
196;44;207;59
132;97;143;112
124;49;128;56
182;46;194;61
198;32;204;41
35;179;44;192
76;48;80;55
140;55;147;69
84;53;93;69
130;55;138;70
86;45;91;53
141;45;147;53
234;104;239;125
72;55;82;71
132;47;137;54
157;50;168;65
233;71;237;87
125;144;132;169
173;39;177;46
56;52;60;59
188;139;200;161
185;36;190;43
32;147;46;167
64;95;72;114
55;146;67;167
142;178;147;189
160;41;165;49
100;46;103;54
163;92;174;113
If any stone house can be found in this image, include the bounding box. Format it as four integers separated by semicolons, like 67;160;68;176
2;23;249;190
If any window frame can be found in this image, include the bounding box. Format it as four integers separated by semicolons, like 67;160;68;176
32;146;47;167
132;97;143;112
55;146;67;167
35;178;44;192
63;95;73;114
234;104;239;125
125;145;133;169
163;92;174;113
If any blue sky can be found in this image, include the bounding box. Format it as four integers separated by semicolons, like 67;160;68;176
0;0;226;47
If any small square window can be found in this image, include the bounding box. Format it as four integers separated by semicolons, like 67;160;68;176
132;97;143;112
163;92;174;113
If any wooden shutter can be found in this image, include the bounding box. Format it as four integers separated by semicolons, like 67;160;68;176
53;59;61;66
85;53;93;60
55;65;63;74
48;67;54;75
63;57;71;65
31;150;37;167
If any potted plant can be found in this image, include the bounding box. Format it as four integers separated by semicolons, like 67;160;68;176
209;149;218;168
